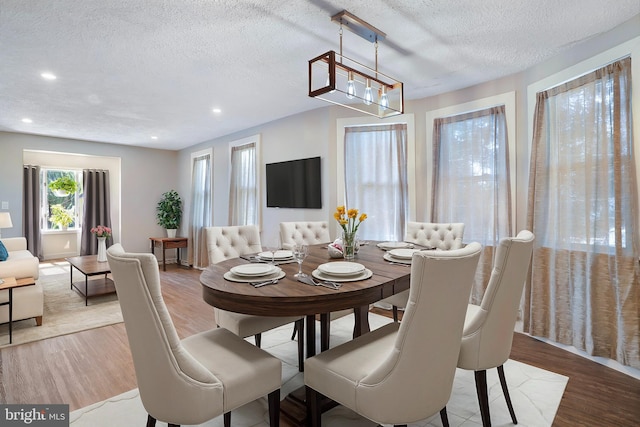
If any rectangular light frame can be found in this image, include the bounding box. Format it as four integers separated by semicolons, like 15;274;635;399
308;50;404;118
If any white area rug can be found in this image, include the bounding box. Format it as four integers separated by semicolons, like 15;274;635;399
70;314;567;427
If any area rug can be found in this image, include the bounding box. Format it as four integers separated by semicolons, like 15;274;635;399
0;260;122;348
69;314;568;427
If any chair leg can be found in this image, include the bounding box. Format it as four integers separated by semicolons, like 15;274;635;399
223;412;231;427
254;333;262;347
268;389;280;427
291;322;298;340
168;424;180;427
497;365;518;424
146;415;156;427
440;407;450;427
296;318;304;372
474;370;492;427
392;306;399;322
306;386;322;427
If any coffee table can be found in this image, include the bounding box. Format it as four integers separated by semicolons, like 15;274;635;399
66;255;115;306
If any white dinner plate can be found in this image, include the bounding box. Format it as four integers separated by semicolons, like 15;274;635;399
224;269;285;283
312;268;373;283
377;241;413;250
258;250;294;260
383;252;412;264
388;248;421;260
317;261;366;277
230;264;278;277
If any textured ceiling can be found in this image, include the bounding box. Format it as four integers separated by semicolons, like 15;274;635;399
1;1;639;150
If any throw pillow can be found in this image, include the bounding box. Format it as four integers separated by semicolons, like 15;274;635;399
0;241;8;261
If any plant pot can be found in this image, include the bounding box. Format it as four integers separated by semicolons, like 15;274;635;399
166;229;177;238
53;189;70;197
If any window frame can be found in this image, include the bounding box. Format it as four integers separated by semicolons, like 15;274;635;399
40;168;83;232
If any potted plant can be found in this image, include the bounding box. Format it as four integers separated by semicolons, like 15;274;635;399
49;176;78;197
156;190;182;238
50;204;74;230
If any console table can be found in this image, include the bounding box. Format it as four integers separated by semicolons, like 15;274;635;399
150;237;188;271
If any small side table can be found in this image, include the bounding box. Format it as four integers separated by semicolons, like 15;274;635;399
150;237;188;271
0;276;36;344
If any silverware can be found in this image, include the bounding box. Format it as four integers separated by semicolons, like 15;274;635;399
388;261;411;267
250;278;279;287
297;276;342;290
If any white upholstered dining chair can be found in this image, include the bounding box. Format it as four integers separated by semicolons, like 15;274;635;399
457;230;535;427
304;242;482;427
106;244;282;427
380;222;465;321
205;225;305;370
279;221;331;250
279;220;351;350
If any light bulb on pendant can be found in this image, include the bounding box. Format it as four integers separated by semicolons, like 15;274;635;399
346;71;356;99
380;86;389;110
363;79;373;105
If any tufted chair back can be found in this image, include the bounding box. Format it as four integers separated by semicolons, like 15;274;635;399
405;222;465;250
279;221;331;250
205;225;262;265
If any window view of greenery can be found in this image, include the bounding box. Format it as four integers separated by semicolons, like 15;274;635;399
43;169;83;230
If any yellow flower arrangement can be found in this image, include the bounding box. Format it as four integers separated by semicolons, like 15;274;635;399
333;205;367;235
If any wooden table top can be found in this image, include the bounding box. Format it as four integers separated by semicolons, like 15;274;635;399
199;242;411;317
66;255;111;275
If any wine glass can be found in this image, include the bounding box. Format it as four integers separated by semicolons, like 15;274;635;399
293;244;309;278
264;245;278;265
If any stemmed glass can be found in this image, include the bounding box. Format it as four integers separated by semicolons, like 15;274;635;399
264;246;277;265
293;244;309;278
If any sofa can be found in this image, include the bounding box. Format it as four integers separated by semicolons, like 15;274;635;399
0;237;43;326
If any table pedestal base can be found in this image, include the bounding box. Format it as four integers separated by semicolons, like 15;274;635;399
281;386;337;427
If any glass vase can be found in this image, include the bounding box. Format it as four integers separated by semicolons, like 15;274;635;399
342;231;356;260
97;237;107;262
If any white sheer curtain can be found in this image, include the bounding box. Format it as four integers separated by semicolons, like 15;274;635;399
229;143;257;226
188;152;212;268
525;57;639;368
432;106;512;302
344;124;408;241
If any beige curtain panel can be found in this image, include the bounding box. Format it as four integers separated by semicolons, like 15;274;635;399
525;57;639;368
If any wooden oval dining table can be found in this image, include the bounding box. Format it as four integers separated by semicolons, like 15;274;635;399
199;242;411;358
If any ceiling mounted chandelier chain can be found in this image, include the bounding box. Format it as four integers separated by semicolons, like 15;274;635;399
308;10;404;118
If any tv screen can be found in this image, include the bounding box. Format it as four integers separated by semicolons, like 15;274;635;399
266;157;322;209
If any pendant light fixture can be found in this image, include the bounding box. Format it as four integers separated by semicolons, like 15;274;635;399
308;10;404;118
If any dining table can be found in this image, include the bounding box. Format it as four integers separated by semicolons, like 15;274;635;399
199;241;413;426
199;241;412;358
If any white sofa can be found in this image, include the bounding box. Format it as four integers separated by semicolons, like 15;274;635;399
0;237;43;326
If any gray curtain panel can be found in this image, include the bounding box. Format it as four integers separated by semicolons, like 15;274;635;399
80;169;112;255
22;165;42;259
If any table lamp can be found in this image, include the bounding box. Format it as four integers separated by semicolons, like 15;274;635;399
0;212;13;238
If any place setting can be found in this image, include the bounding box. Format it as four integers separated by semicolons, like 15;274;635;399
223;263;285;288
376;241;414;251
240;248;296;265
309;261;373;287
382;248;423;265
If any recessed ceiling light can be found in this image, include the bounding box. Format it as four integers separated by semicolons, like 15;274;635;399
151;136;158;140
212;108;222;114
40;72;57;80
22;118;33;123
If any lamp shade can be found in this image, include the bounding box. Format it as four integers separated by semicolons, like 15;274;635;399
0;212;12;228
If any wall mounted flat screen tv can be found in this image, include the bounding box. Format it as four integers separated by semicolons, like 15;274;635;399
266;156;322;209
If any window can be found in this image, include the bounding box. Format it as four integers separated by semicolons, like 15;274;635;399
229;135;260;226
432;105;512;300
343;123;408;241
41;169;83;230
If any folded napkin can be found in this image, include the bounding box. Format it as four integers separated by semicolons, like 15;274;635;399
328;238;344;258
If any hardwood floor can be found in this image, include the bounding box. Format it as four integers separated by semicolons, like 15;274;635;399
1;265;638;426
